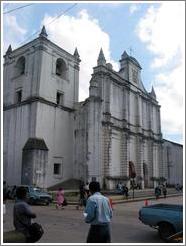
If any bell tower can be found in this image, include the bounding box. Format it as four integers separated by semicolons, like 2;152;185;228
3;26;81;187
119;50;142;86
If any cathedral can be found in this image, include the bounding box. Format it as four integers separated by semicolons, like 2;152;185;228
3;26;183;190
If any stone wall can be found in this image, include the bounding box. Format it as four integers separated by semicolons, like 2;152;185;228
162;140;183;186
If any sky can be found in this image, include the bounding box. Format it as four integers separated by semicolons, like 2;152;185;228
2;1;185;144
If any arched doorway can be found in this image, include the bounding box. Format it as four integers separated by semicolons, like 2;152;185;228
143;163;148;188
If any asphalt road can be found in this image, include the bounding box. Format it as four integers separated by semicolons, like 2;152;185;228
3;196;182;243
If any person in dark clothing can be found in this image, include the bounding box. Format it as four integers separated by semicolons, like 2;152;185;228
116;182;123;194
13;186;36;242
162;185;167;198
84;181;113;243
76;182;86;209
84;182;90;197
122;185;129;199
155;186;161;199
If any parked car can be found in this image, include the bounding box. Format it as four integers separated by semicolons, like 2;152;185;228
139;203;183;241
16;185;53;205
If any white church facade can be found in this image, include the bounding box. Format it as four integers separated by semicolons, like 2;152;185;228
3;27;183;190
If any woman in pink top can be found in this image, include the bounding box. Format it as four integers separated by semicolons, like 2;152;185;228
56;187;64;209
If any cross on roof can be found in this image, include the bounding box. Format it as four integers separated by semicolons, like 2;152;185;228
129;46;134;56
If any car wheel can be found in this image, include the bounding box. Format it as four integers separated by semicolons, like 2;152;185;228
158;222;175;241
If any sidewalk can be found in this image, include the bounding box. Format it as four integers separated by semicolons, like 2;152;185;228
66;188;183;205
109;193;183;204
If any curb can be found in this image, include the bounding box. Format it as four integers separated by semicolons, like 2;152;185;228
112;193;182;204
65;193;183;205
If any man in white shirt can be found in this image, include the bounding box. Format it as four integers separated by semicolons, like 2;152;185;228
84;181;113;243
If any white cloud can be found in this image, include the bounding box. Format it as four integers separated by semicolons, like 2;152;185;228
129;4;140;14
42;9;119;101
136;2;185;143
137;3;184;68
3;14;27;52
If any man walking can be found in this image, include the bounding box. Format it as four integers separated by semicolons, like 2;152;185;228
13;186;37;242
84;181;113;243
162;185;167;198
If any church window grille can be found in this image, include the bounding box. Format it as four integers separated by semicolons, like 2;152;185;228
53;163;61;175
56;91;64;105
132;69;138;83
15;89;22;103
15;56;25;76
56;58;67;80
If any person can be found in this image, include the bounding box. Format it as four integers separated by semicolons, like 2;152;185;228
77;182;86;209
116;182;123;194
122;184;129;199
56;187;65;209
84;181;113;243
155;186;161;199
13;186;37;242
84;182;90;197
175;183;182;191
162;185;167;198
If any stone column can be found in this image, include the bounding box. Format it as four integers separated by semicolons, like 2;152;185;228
148;140;154;188
103;75;111;114
137;95;143;132
102;125;112;184
135;136;143;188
120;132;129;176
126;89;130;124
152;143;159;187
126;134;130;188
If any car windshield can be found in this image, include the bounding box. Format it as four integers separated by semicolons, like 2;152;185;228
33;187;43;193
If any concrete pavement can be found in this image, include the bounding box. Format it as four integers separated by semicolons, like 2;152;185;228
3;196;183;243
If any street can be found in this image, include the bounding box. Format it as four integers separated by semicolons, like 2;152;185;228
3;196;182;243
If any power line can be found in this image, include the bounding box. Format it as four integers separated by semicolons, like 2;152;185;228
3;3;34;14
46;3;78;26
19;3;78;46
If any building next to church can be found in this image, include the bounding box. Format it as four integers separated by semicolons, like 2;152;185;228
3;26;183;190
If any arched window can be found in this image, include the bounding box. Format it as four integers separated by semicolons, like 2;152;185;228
15;56;25;76
56;58;67;80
